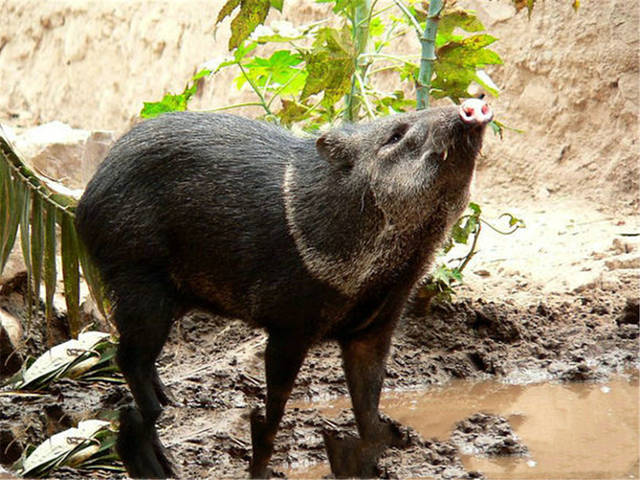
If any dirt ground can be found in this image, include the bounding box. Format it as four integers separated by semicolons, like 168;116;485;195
0;0;638;478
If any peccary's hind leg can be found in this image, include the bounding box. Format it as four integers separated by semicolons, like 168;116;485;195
110;268;181;479
325;324;408;478
250;331;310;478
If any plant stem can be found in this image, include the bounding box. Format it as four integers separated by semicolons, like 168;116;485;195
199;102;266;113
456;223;480;272
238;63;273;116
354;70;376;119
392;0;421;34
344;0;371;122
417;0;444;110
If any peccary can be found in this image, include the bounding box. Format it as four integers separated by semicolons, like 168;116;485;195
75;98;493;478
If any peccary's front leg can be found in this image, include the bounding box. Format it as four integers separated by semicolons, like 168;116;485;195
250;331;310;478
325;283;415;478
324;322;408;478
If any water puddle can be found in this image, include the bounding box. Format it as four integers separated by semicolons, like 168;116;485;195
290;377;639;479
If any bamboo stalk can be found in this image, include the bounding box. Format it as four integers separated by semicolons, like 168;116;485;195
416;0;444;110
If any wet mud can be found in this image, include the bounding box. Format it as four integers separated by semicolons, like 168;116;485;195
0;286;638;478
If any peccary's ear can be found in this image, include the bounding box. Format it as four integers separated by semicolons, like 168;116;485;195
316;131;355;169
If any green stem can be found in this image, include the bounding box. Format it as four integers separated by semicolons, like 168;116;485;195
360;52;417;65
199;102;267;113
456;223;481;272
345;0;371;122
238;63;273;116
479;218;523;235
392;0;421;34
267;69;305;109
417;0;444;110
354;70;376;119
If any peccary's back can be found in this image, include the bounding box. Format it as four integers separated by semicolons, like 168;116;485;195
76;112;341;324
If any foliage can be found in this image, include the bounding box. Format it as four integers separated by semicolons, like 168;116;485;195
143;0;503;130
4;331;122;390
513;0;580;15
424;203;525;302
0;130;106;343
140;69;212;119
140;0;517;304
15;419;122;477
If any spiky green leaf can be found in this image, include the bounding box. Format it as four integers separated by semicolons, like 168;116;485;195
61;213;80;338
77;237;107;318
30;194;44;305
20;187;33;319
1;177;23;270
44;202;57;340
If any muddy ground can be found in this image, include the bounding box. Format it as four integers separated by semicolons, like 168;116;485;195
0;272;637;478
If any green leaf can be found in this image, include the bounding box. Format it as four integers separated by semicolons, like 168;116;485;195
20;187;33;320
269;0;283;11
77;237;107;319
44;202;57;340
368;17;385;38
237;50;307;96
0;156;13;271
438;9;485;39
61;213;80;338
140;69;211;119
432;34;503;101
226;0;272;50
2;173;24;271
316;0;366;15
30;193;44;306
468;202;481;215
373;90;415;115
301;27;356;107
216;0;241;25
277;99;312;126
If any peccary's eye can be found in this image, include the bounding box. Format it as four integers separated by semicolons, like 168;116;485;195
383;124;409;147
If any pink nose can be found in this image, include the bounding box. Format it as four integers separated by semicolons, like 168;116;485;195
459;98;493;125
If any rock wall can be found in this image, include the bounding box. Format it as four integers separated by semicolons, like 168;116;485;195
0;0;638;212
466;0;639;214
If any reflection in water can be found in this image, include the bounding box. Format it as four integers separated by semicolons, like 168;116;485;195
291;377;639;479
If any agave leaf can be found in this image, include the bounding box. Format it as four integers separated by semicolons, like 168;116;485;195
1;177;24;272
43;202;57;342
30;194;44;305
0;156;10;271
77;238;106;318
60;213;80;338
21;419;111;477
18;331;111;389
20;187;33;320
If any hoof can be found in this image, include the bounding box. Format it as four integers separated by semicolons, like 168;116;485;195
322;431;381;479
117;406;174;479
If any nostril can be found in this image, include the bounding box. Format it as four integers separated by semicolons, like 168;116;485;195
459;98;492;125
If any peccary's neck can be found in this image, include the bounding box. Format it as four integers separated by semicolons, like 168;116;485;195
283;142;424;297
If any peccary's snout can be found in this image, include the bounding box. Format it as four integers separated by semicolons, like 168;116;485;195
459;98;493;125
